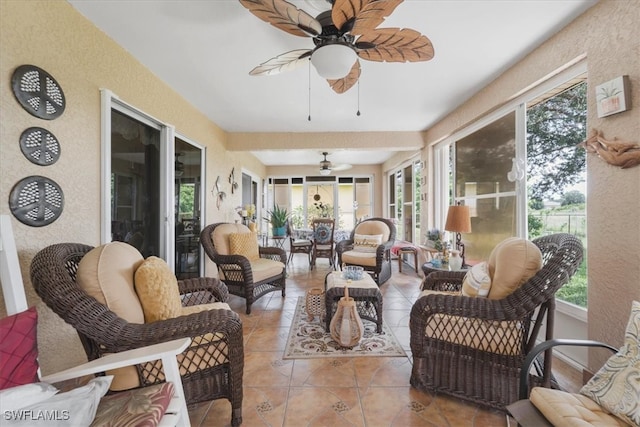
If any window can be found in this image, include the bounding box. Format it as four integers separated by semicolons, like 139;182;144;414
387;159;422;243
268;176;372;231
433;62;587;308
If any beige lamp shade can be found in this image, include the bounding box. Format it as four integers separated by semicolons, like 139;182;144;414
445;205;472;233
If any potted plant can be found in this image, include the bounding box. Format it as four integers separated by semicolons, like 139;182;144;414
264;205;289;236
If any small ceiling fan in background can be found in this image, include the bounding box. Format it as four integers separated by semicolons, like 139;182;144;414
238;0;435;94
319;151;351;175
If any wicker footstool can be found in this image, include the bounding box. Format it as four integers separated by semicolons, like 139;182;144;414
324;271;383;333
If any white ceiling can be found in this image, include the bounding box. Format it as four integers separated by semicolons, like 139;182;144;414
69;0;596;167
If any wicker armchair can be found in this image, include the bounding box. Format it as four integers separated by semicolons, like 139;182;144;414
336;217;396;285
311;218;336;270
409;233;584;411
200;223;286;314
30;243;244;427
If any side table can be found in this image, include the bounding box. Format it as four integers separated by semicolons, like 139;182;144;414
421;262;470;277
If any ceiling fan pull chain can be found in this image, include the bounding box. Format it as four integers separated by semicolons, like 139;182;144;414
356;80;361;117
308;59;312;121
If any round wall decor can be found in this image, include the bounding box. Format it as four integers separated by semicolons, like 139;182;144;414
11;65;66;120
9;176;64;227
19;127;61;166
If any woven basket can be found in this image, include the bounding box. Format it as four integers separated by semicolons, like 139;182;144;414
305;288;325;321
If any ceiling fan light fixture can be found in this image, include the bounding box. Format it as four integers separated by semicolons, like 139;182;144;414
319;167;331;176
311;44;357;80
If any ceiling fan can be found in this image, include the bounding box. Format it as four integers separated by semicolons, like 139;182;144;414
319;151;352;175
238;0;435;94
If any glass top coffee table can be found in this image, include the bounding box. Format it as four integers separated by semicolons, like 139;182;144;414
421;262;470;277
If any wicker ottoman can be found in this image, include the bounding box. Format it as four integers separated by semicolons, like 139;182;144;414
324;271;383;333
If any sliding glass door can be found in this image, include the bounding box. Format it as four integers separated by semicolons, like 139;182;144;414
103;90;205;274
110;109;162;258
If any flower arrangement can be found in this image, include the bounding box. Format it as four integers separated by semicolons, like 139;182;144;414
425;229;449;252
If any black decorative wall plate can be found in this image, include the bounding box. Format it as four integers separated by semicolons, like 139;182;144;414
11;65;66;120
19;127;61;166
9;176;64;227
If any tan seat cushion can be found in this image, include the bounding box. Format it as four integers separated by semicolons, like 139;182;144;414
76;242;145;391
354;220;390;241
419;290;524;356
134;256;182;323
579;300;640;426
249;258;285;283
487;237;543;299
530;387;629;427
342;250;377;267
228;231;259;261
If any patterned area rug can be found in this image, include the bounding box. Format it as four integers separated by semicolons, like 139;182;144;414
283;297;407;359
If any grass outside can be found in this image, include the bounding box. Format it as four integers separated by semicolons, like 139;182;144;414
530;206;587;308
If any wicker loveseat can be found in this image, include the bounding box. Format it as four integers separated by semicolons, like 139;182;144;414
409;233;583;411
336;217;396;285
201;223;286;314
30;243;244;426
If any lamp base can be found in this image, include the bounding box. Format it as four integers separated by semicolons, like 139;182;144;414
455;232;466;266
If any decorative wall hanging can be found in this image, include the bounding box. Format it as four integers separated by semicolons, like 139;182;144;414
9;176;64;227
19;127;61;166
580;129;640;169
11;65;66;120
212;176;226;210
229;167;238;194
596;75;630;118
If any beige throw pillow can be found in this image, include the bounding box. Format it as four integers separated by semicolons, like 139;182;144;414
580;300;640;426
76;242;145;391
487;237;542;299
229;232;260;261
462;262;492;297
76;242;144;323
353;234;383;253
134;256;182;323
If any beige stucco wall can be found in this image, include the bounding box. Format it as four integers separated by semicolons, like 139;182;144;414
0;0;263;374
420;0;640;371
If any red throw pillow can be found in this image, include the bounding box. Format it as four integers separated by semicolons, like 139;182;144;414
0;307;39;389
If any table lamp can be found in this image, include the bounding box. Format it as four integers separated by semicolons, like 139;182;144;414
444;204;472;266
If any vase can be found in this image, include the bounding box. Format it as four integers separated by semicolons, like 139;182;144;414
273;226;286;236
329;286;364;347
449;250;463;270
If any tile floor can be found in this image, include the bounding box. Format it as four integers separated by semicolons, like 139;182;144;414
188;256;576;426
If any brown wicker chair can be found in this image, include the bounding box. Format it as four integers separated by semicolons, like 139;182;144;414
30;243;244;427
409;233;584;411
335;217;396;285
286;221;312;266
200;223;286;314
311;218;336;270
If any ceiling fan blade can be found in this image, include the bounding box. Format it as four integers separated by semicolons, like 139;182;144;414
239;0;322;37
332;163;353;171
356;28;434;62
327;60;361;94
249;49;311;76
332;0;403;35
